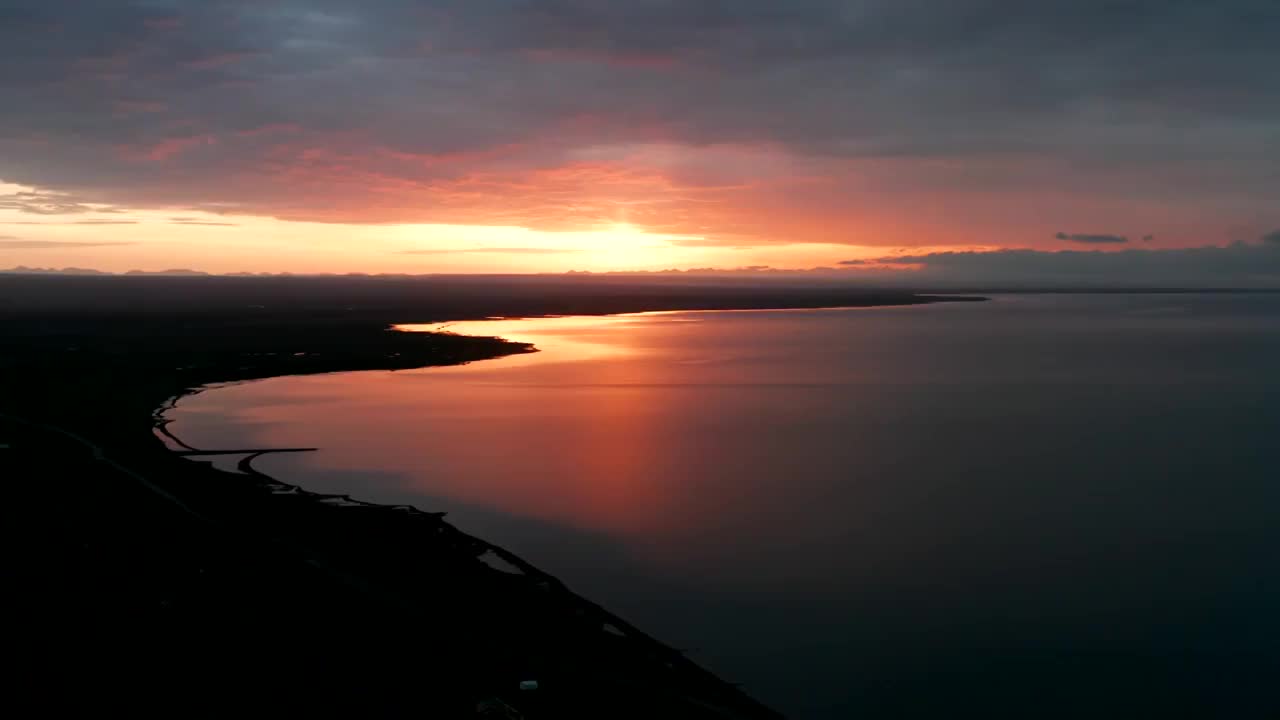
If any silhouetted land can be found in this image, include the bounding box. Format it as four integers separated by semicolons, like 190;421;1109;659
0;275;984;718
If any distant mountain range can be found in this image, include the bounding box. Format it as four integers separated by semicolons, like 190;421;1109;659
1;267;208;276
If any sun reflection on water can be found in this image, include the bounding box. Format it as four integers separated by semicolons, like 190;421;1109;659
396;313;677;368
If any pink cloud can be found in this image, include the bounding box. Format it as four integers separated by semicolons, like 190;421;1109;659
56;123;1241;252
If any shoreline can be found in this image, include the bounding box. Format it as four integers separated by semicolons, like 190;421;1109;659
158;297;989;489
2;291;983;717
154;393;758;713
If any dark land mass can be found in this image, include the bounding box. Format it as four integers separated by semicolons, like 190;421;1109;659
0;275;985;718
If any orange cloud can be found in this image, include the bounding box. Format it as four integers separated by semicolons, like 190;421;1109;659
43;122;1243;253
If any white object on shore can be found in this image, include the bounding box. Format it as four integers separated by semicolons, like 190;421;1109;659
518;680;539;691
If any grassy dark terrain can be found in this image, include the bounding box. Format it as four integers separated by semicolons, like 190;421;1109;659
0;275;984;718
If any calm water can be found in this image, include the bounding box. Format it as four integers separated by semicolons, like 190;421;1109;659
170;295;1280;718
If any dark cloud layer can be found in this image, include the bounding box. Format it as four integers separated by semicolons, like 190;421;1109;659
0;1;1277;239
872;241;1280;287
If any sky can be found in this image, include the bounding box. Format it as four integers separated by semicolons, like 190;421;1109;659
1;1;1278;283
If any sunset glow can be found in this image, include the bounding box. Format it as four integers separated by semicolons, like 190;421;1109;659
9;4;1280;716
1;2;1278;284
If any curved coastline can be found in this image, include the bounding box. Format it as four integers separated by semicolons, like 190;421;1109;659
149;297;987;716
3;289;985;717
160;296;988;483
157;382;773;718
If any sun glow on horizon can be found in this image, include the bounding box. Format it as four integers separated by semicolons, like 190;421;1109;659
2;181;908;274
7;178;1228;280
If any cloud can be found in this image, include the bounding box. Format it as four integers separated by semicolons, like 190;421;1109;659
1055;232;1129;245
875;242;1280;287
113;99;168;115
180;52;260;70
0;189;120;215
398;247;579;255
0;1;1276;245
0;240;136;249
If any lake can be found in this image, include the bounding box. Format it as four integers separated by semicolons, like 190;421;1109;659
168;294;1280;718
